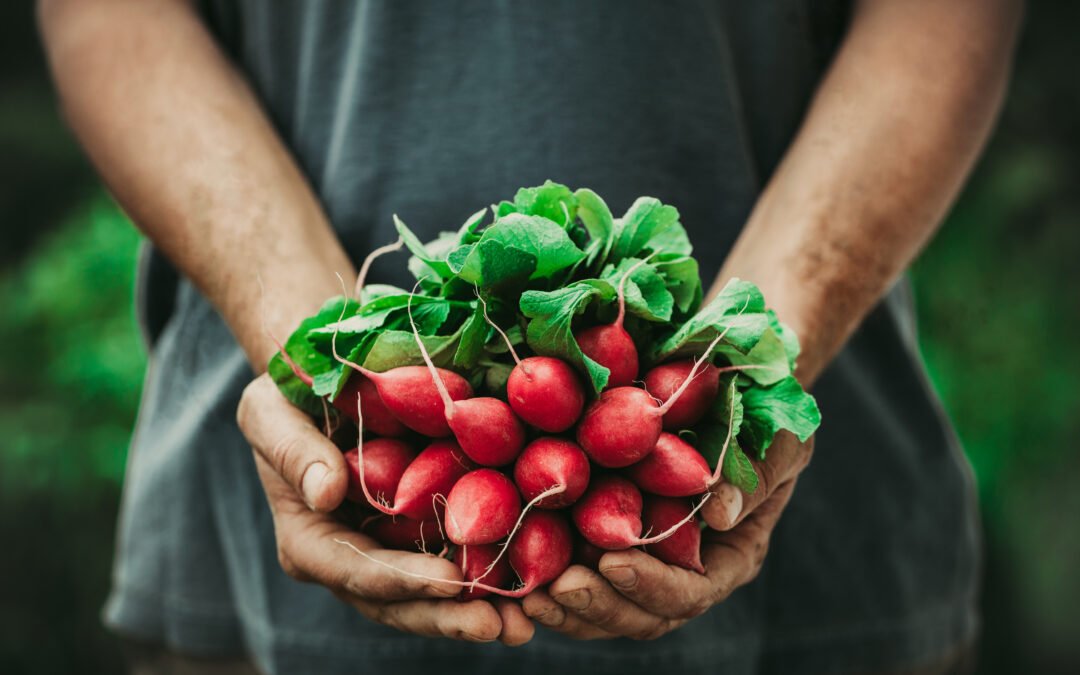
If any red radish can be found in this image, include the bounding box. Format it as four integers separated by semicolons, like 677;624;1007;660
571;475;643;550
575;387;664;468
641;497;705;573
571;475;712;551
505;356;585;432
478;287;586;432
574;255;660;389
335;510;574;598
343;439;415;504
444;469;522;545
364;440;473;521
576;326;637;389
335;363;473;438
343;375;408;437
513;438;590;509
363;515;444;553
625;433;711;497
505;511;574;592
462;449;582;587
443;396;526;466
455;544;514;600
576;326;737;468
404;294;525;465
642;360;720;430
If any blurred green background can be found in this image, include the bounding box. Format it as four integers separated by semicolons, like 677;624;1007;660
1;3;1077;674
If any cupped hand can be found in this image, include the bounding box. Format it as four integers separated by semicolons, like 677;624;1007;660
237;374;534;646
523;433;812;640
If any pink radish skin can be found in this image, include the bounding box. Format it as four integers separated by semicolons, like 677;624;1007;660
343;439;415;504
624;433;712;497
642;361;720;430
641;497;705;573
347;376;409;436
476;297;584;433
572;475;644;550
455;544;514;600
364;515;444;553
574;256;655;390
513;438;590;509
576;387;664;467
334;510;574;598
506;511;574;593
388;440;474;521
506;356;586;432
446;397;526;466
445;469;522;545
576;324;638;389
364;366;473;438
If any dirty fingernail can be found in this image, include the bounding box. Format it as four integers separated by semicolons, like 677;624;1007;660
553;589;591;610
602;566;638;590
301;462;329;509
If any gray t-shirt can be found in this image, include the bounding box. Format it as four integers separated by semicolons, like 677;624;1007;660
105;2;980;673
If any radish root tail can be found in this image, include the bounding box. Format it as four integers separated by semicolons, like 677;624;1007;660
655;293;751;417
333;538;531;597
355;237;404;299
475;287;522;368
470;483;567;588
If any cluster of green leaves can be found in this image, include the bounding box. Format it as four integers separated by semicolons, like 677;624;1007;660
270;181;820;493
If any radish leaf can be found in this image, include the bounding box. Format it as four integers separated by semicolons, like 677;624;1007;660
740;376;821;457
520;279;615;393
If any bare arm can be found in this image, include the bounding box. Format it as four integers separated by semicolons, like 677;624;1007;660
39;0;532;645
711;0;1023;385
533;0;1023;640
38;0;353;370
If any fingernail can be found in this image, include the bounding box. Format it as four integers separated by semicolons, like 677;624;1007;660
461;631;496;643
602;566;638;590
716;483;743;529
301;462;329;509
533;605;565;627
553;589;591;611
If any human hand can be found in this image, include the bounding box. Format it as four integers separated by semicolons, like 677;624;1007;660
237;374;534;645
522;433;812;640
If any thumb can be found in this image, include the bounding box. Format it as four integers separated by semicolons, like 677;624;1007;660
238;374;349;511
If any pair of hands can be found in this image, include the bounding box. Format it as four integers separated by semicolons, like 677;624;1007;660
237;374;813;645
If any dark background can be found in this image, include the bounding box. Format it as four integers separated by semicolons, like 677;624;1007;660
1;3;1077;673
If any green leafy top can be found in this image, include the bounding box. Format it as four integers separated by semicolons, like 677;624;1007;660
269;181;821;492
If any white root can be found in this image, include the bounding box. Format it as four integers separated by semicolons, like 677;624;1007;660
475;288;523;368
654;293;751;417
354;237;404;299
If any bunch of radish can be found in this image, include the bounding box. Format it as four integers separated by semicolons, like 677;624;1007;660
270;182;820;600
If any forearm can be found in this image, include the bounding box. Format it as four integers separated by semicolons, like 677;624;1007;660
711;0;1022;385
39;0;355;370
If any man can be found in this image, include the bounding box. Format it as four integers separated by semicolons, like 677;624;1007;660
39;0;1021;673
